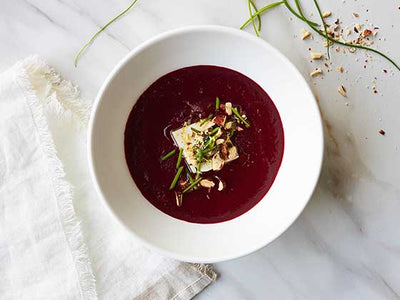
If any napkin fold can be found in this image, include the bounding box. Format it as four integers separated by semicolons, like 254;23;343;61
0;56;216;299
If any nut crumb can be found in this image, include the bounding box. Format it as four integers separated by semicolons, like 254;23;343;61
337;85;347;97
353;12;359;17
337;66;344;73
362;29;372;37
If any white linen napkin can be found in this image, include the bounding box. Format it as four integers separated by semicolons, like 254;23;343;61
0;56;216;300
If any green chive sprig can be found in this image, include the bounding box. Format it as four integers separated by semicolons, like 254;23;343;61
215;97;220;111
191;127;201;134
74;0;139;67
209;127;220;135
161;149;176;161
232;107;250;128
169;166;184;190
176;148;183;168
182;177;202;194
200;114;214;127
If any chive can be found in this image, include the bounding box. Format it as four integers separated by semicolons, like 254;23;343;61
187;172;194;183
215;97;220;111
200;114;213;127
230;127;236;137
249;0;262;31
191;127;201;134
247;0;259;37
182;177;202;194
161;149;176;161
209;127;220;135
196;161;202;179
311;0;330;58
176;148;183;168
169;166;184;190
187;171;198;190
203;136;215;149
232;107;250;128
240;1;318;30
74;0;139;67
283;0;400;71
202;145;217;155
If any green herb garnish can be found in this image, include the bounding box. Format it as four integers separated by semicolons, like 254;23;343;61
176;148;183;168
200;114;214;127
182;177;202;194
187;171;198;190
247;0;260;37
161;149;176;161
215;97;220;111
74;0;139;67
191;127;201;134
232;107;250;128
249;0;261;31
202;145;217;155
209;127;220;135
196;161;202;179
169;166;184;190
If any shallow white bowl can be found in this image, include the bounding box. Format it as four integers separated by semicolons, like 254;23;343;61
88;25;323;263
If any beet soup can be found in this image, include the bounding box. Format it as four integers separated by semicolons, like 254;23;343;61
124;65;284;223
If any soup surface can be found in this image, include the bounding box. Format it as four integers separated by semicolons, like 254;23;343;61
124;65;284;223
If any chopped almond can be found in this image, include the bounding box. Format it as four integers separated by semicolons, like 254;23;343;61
362;29;372;37
322;11;332;18
310;68;323;77
301;31;312;40
310;52;323;59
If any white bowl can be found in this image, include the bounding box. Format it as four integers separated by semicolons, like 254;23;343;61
88;25;323;263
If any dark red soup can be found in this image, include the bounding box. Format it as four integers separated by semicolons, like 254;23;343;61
124;65;284;223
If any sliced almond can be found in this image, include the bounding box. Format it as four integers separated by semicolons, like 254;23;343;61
337;85;347;97
322;11;331;18
175;192;183;207
216;138;225;145
228;146;239;160
200;179;215;188
225;102;232;115
224;121;234;130
310;52;323;59
212;153;225;171
310;68;323;77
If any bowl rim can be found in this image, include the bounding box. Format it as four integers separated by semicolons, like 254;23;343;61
88;25;324;262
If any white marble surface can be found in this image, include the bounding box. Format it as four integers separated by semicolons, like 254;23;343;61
1;0;400;299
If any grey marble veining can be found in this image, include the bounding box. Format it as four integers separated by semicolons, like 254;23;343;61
1;0;399;299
